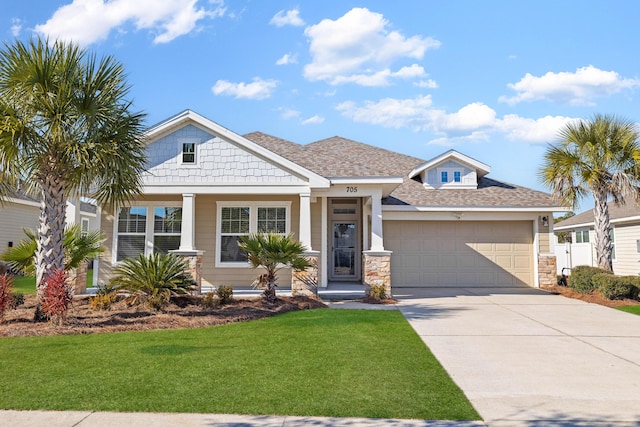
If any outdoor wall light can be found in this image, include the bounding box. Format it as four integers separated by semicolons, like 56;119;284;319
541;216;549;227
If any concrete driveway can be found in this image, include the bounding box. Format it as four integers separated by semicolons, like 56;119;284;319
394;286;640;426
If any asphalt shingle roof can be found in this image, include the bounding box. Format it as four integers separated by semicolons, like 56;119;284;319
244;131;560;209
555;202;640;228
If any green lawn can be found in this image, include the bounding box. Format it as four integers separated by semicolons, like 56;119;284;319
616;305;640;316
0;309;479;420
10;270;94;295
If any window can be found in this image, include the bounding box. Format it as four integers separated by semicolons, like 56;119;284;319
575;230;590;243
454;171;461;183
80;218;90;237
114;205;182;262
217;202;290;266
116;207;147;261
153;207;182;254
220;207;250;263
182;142;195;164
441;171;448;183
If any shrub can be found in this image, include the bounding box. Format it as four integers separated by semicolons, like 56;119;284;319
368;284;388;301
594;274;640;300
568;266;612;294
201;291;218;308
216;285;234;305
11;292;25;308
111;253;195;311
0;273;15;323
89;283;119;311
41;270;74;325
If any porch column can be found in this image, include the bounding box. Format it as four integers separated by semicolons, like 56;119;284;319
179;193;196;251
299;192;312;250
370;190;385;251
320;196;328;288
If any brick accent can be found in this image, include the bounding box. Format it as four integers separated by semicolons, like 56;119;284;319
363;251;392;296
292;251;319;297
538;254;557;287
68;262;88;295
171;250;204;294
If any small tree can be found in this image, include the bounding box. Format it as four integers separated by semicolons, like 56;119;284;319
40;269;74;326
238;233;311;303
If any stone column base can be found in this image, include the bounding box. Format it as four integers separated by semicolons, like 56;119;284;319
538;253;557;287
68;261;88;295
292;251;319;297
363;250;392;297
170;250;204;294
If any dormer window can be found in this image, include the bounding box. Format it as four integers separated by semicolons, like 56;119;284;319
454;171;461;183
440;171;448;183
182;143;195;164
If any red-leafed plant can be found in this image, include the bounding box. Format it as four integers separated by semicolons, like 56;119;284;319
41;269;74;325
0;273;14;323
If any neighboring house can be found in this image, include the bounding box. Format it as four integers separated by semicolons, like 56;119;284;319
1;190;99;283
97;110;567;294
554;203;640;276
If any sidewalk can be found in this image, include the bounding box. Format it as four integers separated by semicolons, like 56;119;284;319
0;410;486;427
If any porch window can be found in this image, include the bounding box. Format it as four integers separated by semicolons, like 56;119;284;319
575;230;590;243
153;207;182;254
220;207;250;263
216;202;291;266
116;207;147;261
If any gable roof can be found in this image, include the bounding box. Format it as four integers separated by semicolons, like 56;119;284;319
146;110;330;189
245;132;564;210
408;149;490;179
555;202;640;230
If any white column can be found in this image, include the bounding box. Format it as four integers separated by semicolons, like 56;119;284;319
299;192;312;250
370;190;385;251
179;193;196;251
320;196;328;288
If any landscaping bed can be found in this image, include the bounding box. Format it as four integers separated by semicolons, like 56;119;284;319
541;284;640;308
0;294;326;337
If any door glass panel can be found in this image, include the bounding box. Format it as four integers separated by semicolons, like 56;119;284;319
333;222;356;277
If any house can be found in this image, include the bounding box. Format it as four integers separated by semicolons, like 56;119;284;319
1;190;99;285
554;202;640;276
97;110;566;294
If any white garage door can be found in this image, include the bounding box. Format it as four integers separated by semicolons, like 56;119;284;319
384;221;533;287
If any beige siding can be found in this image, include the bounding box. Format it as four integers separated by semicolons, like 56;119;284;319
0;202;40;252
612;223;640;276
385;220;534;287
538;214;552;253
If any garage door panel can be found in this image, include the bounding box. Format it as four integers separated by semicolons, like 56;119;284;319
385;220;533;288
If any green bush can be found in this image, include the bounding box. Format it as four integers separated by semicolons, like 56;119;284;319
368;284;388;301
594;274;640;300
568;266;612;294
216;285;234;305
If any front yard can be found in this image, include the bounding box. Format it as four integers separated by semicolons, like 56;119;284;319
0;308;480;420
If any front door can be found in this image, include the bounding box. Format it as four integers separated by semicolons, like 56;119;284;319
331;221;359;280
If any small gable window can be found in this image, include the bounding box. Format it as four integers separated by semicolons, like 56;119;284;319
454;171;461;182
182;142;196;164
441;171;448;183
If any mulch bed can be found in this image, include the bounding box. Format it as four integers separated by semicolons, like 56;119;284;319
0;294;327;338
540;284;640;308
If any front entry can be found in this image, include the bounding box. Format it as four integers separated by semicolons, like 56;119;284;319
329;199;361;281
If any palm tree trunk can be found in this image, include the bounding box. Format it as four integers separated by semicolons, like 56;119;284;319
35;172;67;302
593;187;613;271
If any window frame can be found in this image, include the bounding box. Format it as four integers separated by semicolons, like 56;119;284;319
153;206;183;255
215;201;291;268
80;218;90;237
575;229;590;244
436;167;464;186
177;138;200;167
112;202;183;264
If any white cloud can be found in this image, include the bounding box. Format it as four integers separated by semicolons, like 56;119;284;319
11;18;23;37
336;95;576;144
211;78;278;100
414;79;438;89
279;108;300;119
303;7;440;86
276;53;297;65
34;0;225;46
301;115;324;125
499;65;640;106
270;8;305;27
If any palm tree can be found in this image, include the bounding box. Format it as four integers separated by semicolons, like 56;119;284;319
540;114;640;271
1;224;105;276
0;37;146;302
238;233;311;303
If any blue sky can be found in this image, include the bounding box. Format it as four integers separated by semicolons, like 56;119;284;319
4;1;640;211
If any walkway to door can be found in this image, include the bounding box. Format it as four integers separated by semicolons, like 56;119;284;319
395;286;640;426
